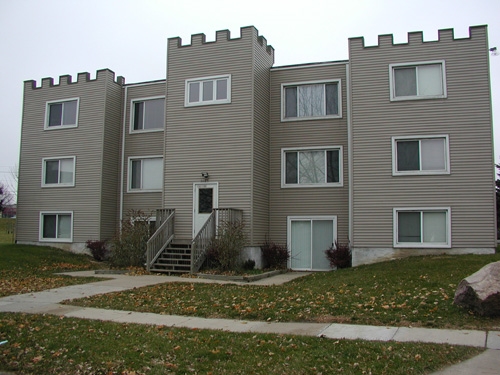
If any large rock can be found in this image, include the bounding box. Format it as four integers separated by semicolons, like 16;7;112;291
454;261;500;317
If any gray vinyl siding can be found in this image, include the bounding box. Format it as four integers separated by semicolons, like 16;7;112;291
269;63;350;244
251;36;274;245
349;26;495;249
99;76;123;240
17;69;123;245
165;27;274;242
121;82;165;218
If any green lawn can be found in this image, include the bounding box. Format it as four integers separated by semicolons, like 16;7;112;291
66;253;500;330
0;312;483;375
0;244;492;374
0;243;105;297
0;218;15;244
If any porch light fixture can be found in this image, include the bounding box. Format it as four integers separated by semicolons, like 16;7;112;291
201;172;209;181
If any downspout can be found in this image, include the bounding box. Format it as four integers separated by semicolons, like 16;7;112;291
119;85;128;228
346;63;353;244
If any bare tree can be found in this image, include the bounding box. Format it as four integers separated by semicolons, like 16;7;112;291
8;164;18;200
0;182;14;215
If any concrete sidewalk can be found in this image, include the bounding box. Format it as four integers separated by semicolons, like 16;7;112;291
0;271;499;374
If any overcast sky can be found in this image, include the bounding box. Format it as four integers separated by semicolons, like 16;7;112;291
1;0;499;198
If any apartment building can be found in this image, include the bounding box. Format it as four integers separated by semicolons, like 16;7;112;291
16;25;496;272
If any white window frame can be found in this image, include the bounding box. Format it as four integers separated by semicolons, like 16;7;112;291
127;156;163;193
389;60;447;101
281;79;342;122
41;156;76;187
392;135;450;176
129;96;165;133
44;97;80;130
287;215;337;271
39;211;74;242
185;74;231;107
393;207;451;248
130;215;157;235
281;146;343;188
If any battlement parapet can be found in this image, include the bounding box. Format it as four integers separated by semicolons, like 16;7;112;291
349;25;487;49
168;25;274;57
24;68;125;90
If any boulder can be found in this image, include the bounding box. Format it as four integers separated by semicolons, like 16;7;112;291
453;261;500;317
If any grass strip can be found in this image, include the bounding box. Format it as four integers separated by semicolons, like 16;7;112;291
66;253;500;330
0;244;106;297
0;312;483;375
0;218;15;244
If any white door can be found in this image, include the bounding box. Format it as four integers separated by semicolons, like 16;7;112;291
193;182;218;237
288;216;336;271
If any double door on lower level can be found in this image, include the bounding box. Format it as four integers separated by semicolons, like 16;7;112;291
288;216;337;271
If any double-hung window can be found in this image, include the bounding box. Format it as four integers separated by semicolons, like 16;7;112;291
185;75;231;106
42;157;76;187
39;212;73;242
282;146;342;187
282;80;341;121
128;156;163;192
131;97;165;132
389;61;446;100
394;208;451;248
392;135;449;175
45;98;79;129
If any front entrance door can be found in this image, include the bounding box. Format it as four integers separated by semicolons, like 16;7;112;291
193;182;218;237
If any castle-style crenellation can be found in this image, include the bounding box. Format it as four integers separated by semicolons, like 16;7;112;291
24;69;125;90
349;25;487;49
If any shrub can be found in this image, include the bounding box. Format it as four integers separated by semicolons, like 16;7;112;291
85;239;108;261
109;210;151;268
242;259;255;271
206;220;246;272
325;240;352;269
261;240;289;269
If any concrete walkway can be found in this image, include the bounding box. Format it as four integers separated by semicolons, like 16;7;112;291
0;271;499;374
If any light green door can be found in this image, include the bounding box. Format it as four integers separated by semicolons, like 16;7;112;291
289;216;336;271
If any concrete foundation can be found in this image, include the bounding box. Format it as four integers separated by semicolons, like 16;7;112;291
240;246;263;269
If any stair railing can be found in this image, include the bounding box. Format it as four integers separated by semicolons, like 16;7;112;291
146;209;175;271
190;211;216;274
190;208;243;274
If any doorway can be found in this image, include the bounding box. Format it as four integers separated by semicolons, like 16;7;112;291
193;182;219;237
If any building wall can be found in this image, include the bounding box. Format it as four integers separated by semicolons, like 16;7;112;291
121;81;165;220
165;26;274;243
251;33;274;244
349;26;496;265
269;63;350;244
16;69;123;251
99;73;124;240
15;25;495;267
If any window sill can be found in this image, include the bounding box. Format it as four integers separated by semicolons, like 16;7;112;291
281;115;342;122
281;183;343;189
129;128;164;134
127;189;162;193
41;184;75;188
392;171;450;177
44;124;78;130
390;95;447;102
185;100;231;108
